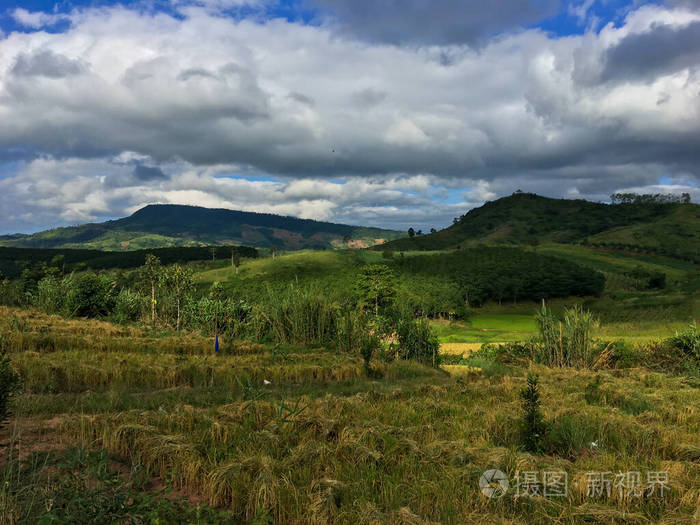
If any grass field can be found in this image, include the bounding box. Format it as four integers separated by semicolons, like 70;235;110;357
1;239;699;523
2;307;699;524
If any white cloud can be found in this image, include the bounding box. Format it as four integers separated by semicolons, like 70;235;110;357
11;8;68;29
0;3;698;232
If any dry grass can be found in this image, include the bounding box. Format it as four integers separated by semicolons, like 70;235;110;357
2;310;699;524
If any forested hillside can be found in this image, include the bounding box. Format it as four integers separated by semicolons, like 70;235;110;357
380;192;699;261
0;204;403;251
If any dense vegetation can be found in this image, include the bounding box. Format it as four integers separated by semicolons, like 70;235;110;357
0;204;403;251
394;248;605;312
0;194;697;524
381;192;699;262
0;245;257;280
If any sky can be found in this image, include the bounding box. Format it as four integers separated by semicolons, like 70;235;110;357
0;0;699;234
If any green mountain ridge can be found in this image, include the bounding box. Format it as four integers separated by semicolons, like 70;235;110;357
379;192;700;262
0;204;404;251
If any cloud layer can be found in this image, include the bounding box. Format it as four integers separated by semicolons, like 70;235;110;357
0;2;699;233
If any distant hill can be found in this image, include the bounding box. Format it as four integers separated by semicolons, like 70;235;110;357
379;192;700;262
0;204;404;251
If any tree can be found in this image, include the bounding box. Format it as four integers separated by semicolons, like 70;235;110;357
65;272;115;318
430;228;436;234
161;264;194;331
270;246;276;259
50;254;66;276
520;374;547;452
356;264;396;316
408;228;415;238
343;235;352;246
139;254;162;324
231;249;241;274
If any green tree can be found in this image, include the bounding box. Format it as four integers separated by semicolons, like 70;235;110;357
520;374;548;453
139;254;162;324
50;254;66;276
161;264;194;331
408;227;415;238
356;264;396;316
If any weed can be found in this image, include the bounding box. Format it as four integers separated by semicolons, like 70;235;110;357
0;337;21;429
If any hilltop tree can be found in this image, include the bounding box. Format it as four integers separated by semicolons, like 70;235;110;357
161;264;194;331
139;254;162;324
408;227;415;238
356;264;396;316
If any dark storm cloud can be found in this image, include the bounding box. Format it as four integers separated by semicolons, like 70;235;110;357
351;88;387;107
308;0;560;45
133;164;168;181
1;4;699;234
12;50;87;78
600;21;700;83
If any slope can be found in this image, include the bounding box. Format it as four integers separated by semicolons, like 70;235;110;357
0;204;404;251
380;192;699;261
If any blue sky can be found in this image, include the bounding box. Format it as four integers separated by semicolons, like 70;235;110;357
0;0;698;233
0;0;648;35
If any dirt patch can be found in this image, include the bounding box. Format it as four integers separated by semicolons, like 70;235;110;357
346;239;369;249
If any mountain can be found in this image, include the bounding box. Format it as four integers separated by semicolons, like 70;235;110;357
379;192;700;262
0;204;404;251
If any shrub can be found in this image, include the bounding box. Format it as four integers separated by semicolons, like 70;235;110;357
545;414;596;457
667;322;699;361
359;333;381;376
519;374;547;453
65;272;116;318
36;276;68;314
0;337;21;429
395;316;440;366
112;289;145;324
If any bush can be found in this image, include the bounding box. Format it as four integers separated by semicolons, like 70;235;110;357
64;272;116;318
112;289;146;324
36;276;68;314
667;322;699;361
359;333;381;376
395;316;440;366
0;337;21;429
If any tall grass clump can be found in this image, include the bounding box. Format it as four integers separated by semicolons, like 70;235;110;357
253;286;339;347
0;336;21;429
395;316;440;366
335;309;365;353
534;301;599;368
